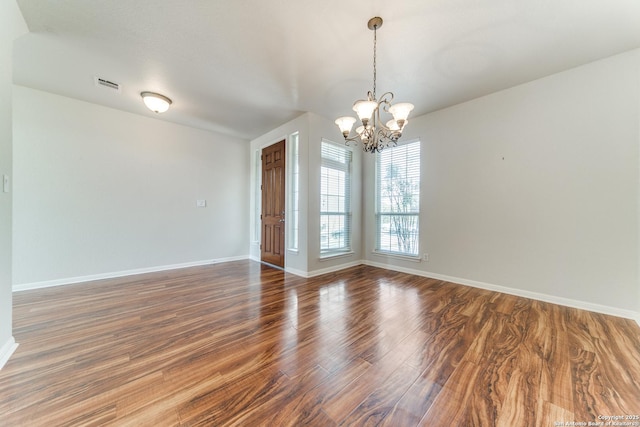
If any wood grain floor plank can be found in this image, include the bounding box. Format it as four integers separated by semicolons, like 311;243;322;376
418;360;484;425
465;318;525;424
338;361;421;426
566;308;640;420
1;261;639;426
321;328;429;422
531;301;574;414
381;297;481;426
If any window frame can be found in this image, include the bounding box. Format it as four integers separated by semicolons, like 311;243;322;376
320;139;353;257
287;132;300;252
374;139;421;258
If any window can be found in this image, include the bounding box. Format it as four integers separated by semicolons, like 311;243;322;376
320;140;352;255
287;132;299;251
376;140;420;256
253;148;261;242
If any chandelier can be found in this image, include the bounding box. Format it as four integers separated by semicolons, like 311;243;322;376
335;17;414;153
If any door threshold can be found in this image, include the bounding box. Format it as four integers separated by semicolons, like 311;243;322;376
260;261;285;271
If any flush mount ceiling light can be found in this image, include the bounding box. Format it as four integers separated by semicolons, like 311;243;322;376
140;91;172;113
335;17;414;153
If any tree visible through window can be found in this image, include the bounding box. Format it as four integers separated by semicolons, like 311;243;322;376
376;140;420;256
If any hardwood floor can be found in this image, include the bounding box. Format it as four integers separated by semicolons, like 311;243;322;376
1;261;639;426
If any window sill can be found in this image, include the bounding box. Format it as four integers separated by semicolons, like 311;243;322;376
319;251;354;261
371;250;421;263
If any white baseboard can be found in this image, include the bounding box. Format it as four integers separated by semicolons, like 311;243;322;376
253;257;361;279
363;260;640;323
12;255;250;292
284;267;308;277
303;260;364;278
12;255;640;326
0;336;18;370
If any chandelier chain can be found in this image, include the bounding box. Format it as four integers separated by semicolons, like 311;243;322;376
372;24;377;99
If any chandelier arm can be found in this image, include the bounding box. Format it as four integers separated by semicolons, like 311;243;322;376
374;106;393;134
343;135;362;144
370;104;378;130
373;103;383;132
377;92;394;113
378;92;394;105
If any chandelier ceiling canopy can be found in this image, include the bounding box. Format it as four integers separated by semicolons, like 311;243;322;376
335;17;414;153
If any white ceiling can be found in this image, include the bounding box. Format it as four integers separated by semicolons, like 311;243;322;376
13;0;640;140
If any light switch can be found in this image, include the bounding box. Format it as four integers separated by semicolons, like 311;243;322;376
2;175;8;193
196;199;206;207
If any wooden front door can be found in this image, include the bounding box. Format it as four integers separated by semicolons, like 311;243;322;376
261;140;286;267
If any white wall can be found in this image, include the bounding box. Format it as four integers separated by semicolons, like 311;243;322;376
0;1;27;368
364;49;640;315
13;86;249;287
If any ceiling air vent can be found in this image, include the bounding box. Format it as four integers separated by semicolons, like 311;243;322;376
94;76;121;93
